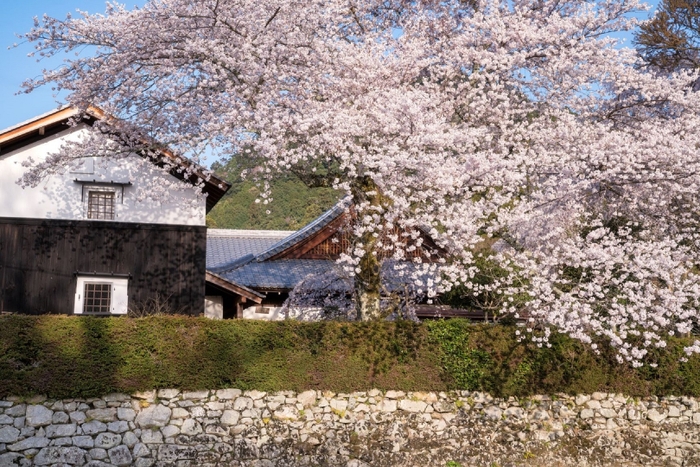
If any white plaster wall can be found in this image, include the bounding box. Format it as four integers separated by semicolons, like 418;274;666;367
242;305;285;321
204;296;224;319
240;305;326;321
0;126;206;225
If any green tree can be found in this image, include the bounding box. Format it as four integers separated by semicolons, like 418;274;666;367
635;0;700;72
206;156;339;230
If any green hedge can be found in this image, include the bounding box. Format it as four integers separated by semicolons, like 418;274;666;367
1;315;700;399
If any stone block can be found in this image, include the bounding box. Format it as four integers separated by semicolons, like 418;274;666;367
378;400;397;412
45;423;77;438
82;420;107;435
0;426;20;444
161;424;180;438
297;391;317;408
216;389;242;400
483;406;503;420
33;446;86;465
89;448;108;460
157;389;181;400
73;435;94;448
132;391;156;402
353;404;370;413
273;407;297;421
8;436;50;451
103;393;130;402
221;410;240;426
586;400;601;410
108;444;133;466
330;399;348;412
135;404;171;428
180;419;202;436
0;453;27;467
117;408;136;422
133;442;151;458
95;432;122;450
158;444;198;461
0;415;13;425
575;395;590;406
171;408;189;419
182;390;209;400
244;390;266;400
122;431;139;448
86;408;117;423
398;400;427;413
206;402;225;411
107;421;129;433
26;405;52;427
134;458;155;467
233;398;253;411
411;392;438;403
52;437;73;446
141;429;164;444
69;411;86;424
5;405;26;417
648;409;667;423
52;412;69;424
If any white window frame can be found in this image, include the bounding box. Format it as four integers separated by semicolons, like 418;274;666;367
84;186;118;221
74;276;129;315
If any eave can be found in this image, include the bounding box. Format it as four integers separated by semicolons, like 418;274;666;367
205;271;264;303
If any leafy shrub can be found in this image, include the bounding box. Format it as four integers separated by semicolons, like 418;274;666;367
1;315;700;399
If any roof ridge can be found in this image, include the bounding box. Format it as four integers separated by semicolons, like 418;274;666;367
207;229;296;238
254;196;351;262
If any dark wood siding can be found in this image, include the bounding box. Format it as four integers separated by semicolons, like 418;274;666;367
0;218;206;315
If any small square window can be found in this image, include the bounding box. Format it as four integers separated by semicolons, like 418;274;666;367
87;191;115;220
83;283;112;314
74;277;128;315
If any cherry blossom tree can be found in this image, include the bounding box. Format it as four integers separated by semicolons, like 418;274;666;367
19;0;700;364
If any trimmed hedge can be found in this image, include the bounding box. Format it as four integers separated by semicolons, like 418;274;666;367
1;315;700;399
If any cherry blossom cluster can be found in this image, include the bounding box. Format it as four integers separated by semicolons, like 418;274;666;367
19;0;700;364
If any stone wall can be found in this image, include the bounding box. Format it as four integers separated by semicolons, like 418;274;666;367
0;389;699;467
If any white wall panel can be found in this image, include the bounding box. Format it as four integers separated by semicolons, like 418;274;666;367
0;126;206;225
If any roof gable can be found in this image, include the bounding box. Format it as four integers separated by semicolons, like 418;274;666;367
0;107;231;212
255;197;446;263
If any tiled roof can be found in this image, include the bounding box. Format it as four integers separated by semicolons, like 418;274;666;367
218;258;434;292
206;198;437;295
254;197;351;262
218;259;340;290
206;229;294;271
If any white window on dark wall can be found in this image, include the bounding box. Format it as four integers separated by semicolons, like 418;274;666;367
74;276;128;315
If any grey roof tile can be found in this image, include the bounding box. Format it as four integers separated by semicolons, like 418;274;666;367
219;259;339;290
218;259;434;292
206;229;294;270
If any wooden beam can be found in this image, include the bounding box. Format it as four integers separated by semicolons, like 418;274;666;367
205;271;263;303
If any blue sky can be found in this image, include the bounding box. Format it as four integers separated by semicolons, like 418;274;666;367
0;0;659;133
0;1;144;131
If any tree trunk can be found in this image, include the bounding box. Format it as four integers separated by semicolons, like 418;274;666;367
352;176;382;321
